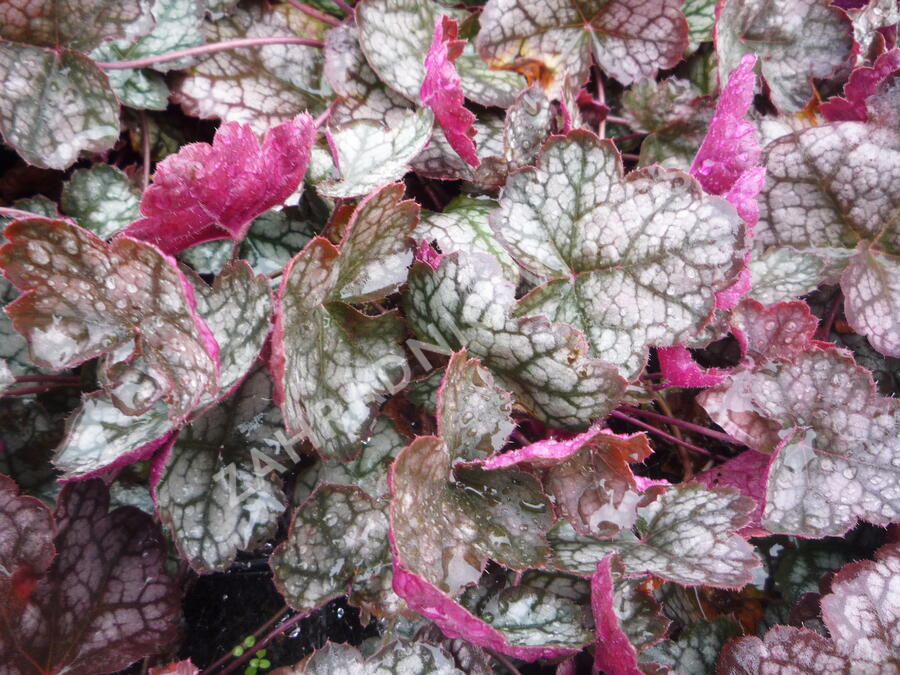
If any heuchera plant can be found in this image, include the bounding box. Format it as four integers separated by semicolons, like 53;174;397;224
0;0;898;672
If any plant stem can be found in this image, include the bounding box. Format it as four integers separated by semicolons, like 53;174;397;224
201;605;291;675
216;610;304;675
95;37;325;70
285;0;341;26
332;0;355;15
140;112;151;191
609;410;713;457
650;391;692;480
816;289;843;341
612;132;646;143
604;114;632;126
14;375;81;384
620;405;744;446
2;385;69;397
488;650;523;675
621;152;641;162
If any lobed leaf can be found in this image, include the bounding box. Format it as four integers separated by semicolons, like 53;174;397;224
591;556;646;675
356;0;524;107
700;347;900;537
503;85;552;170
551;484;760;588
715;0;854;112
718;625;847;674
123;113;316;255
61;165;141;239
272;184;417;460
289;640;463;674
319;108;434;199
820;49;900;122
756;110;900;356
0;218;219;421
476;0;688;94
155;366;286;573
437;350;514;462
496;131;746;378
420;17;479;168
170;3;327;132
0;479;179;675
415;196;520;283
271;485;392;614
819;542;900;669
0;0;153;52
0;45;119;170
404;251;627;429
390;436;552;595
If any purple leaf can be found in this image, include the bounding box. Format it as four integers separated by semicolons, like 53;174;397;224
591;556;647;675
718;625;847;674
730;299;819;365
122;114;315;255
0;218;219;422
820;542;900;669
820;48;900;122
0;477;180;675
420;16;479;168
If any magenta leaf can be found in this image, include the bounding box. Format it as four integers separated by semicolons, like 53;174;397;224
0;218;219;422
591;556;668;675
730;299;818;365
122;113;315;255
690;54;760;197
420;16;479;168
694;449;770;536
0;477;180;675
820;48;900;122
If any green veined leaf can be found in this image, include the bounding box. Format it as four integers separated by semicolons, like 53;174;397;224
61;165;141;239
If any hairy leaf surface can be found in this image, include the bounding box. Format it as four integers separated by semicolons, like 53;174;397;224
123;114;315;255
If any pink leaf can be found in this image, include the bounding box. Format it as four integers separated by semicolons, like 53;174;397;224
694;449;771;536
731;299;818;365
657;345;730;388
820;48;900;121
122;113;316;255
591;556;643;675
420;16;479;168
690;54;760;196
